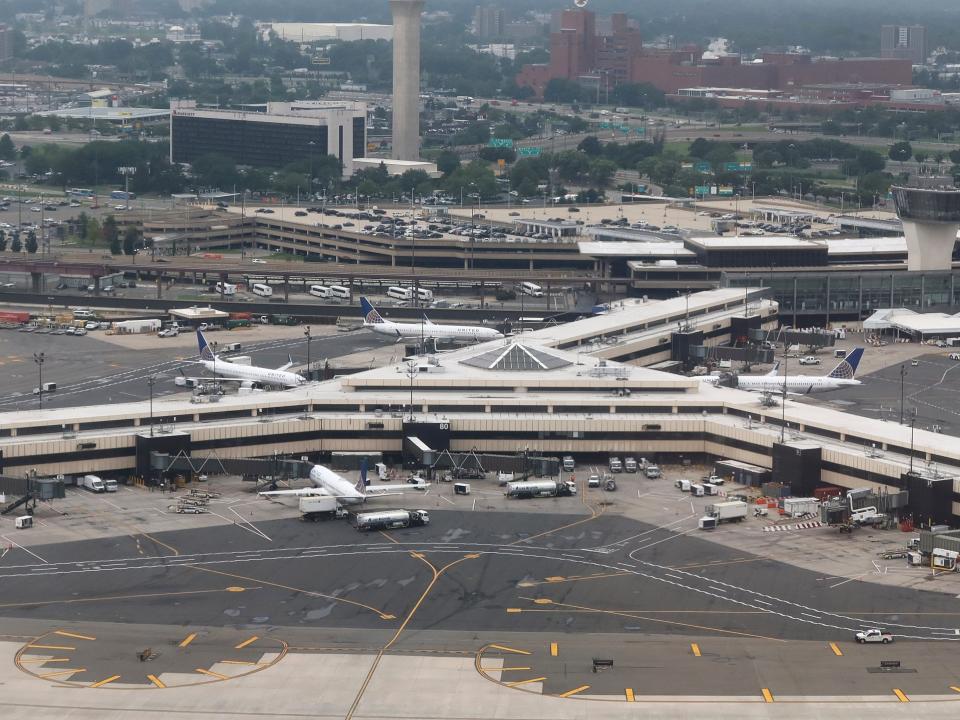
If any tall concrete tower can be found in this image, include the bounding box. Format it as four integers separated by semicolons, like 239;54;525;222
892;186;960;272
390;0;424;161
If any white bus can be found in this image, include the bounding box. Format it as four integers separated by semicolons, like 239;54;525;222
387;286;413;301
329;285;351;299
415;287;433;302
309;284;332;299
519;281;543;297
251;283;273;297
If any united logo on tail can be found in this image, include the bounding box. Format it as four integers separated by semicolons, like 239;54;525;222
354;458;369;494
197;329;216;362
827;347;864;380
360;297;384;325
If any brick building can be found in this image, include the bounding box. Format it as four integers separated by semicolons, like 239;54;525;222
516;9;912;98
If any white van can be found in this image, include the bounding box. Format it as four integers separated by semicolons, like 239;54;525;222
73;309;96;319
309;284;332;299
103;478;118;492
252;283;273;297
82;474;105;492
675;478;692;492
329;285;350;299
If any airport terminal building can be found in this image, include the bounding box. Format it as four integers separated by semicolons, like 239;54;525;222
169;100;367;176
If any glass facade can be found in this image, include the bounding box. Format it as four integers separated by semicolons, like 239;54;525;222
726;270;960;323
893;187;960;222
172;115;332;168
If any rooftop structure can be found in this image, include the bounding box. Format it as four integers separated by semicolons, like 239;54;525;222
262;22;393;42
391;0;424;161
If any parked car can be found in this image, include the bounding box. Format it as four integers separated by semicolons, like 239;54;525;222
798;356;821;366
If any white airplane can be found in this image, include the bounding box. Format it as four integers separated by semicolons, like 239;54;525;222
190;329;307;389
701;347;864;395
360;297;504;343
258;461;404;505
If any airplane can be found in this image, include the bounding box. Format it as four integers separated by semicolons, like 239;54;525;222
360;297;504;343
701;347;864;395
258;461;404;505
186;329;307;389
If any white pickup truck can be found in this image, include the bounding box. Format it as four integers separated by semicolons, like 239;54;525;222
855;628;893;644
798;356;821;366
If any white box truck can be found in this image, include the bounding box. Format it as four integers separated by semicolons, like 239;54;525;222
609;457;623;473
354;509;429;531
81;474;105;492
624;457;638;473
299;496;347;521
705;500;748;523
644;464;662;479
562;456;575;472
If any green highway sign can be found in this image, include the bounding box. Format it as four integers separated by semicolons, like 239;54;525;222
519;147;542;157
488;138;514;148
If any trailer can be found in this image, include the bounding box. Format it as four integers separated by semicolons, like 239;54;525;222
299;496;348;521
505;479;576;499
783;497;820;518
354;509;430;531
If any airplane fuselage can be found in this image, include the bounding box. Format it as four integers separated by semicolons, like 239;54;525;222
309;465;366;504
705;375;861;394
201;358;305;388
363;320;502;342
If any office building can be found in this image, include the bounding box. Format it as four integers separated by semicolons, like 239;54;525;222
473;6;506;40
881;24;927;65
169;101;366;176
0;24;12;63
517;9;912;97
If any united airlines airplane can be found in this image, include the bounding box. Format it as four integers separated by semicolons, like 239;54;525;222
189;329;306;389
702;348;864;394
360;297;503;342
259;461;403;505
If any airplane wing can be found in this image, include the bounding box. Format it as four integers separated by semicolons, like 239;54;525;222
276;354;294;371
363;486;406;497
259;487;329;498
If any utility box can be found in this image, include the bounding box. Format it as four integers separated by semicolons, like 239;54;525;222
15;515;33;529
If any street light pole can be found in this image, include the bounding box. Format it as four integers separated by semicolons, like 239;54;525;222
33;352;44;409
909;411;916;474
304;325;312;381
148;375;155;436
405;360;417;421
899;364;906;425
780;348;788;443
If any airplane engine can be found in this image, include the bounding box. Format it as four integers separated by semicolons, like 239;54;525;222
716;372;739;389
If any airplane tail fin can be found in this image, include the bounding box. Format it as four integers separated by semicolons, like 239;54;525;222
197;329;215;361
355;458;369;494
828;347;864;379
423;314;434;325
764;360;780;377
360;297;384;324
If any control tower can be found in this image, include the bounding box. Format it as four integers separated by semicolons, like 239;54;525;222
892;185;960;272
390;0;424;161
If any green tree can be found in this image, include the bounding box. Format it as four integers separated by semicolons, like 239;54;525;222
0;230;6;251
889;141;913;163
610;82;664;109
435;149;461;176
77;211;89;241
588;158;618;188
10;232;21;253
914;150;929;165
191;153;240;190
543;78;583;104
25;230;38;254
109;228;122;255
949;149;960;165
577;136;603;157
0;134;14;161
122;226;140;256
102;215;119;250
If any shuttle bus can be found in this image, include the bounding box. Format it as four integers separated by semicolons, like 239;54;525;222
309;284;332;299
415;287;433;302
387;286;413;301
329;285;351;299
519;281;544;297
252;283;273;298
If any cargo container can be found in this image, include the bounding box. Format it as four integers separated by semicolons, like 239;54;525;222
299;496;347;521
704;500;748;523
782;497;820;517
0;311;30;323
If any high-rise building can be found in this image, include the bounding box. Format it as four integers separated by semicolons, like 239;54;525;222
169;101;366;176
390;0;424;161
0;24;13;63
473;6;506;40
881;24;927;64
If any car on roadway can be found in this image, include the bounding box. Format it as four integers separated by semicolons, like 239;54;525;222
158;328;179;338
29;206;41;212
84;321;99;330
855;628;893;644
250;258;266;264
798;356;821;366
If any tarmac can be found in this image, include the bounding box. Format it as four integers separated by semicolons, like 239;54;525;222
3;470;960;718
